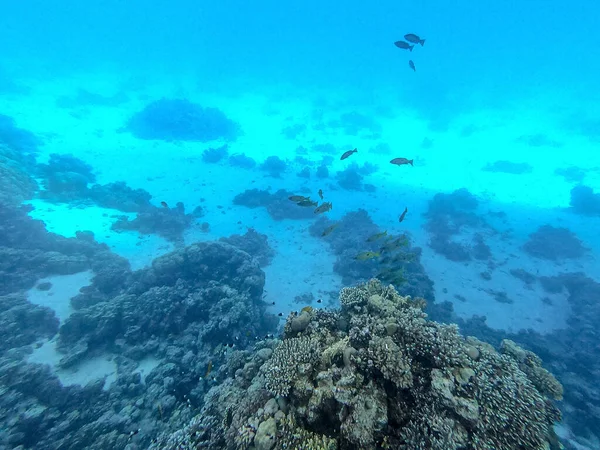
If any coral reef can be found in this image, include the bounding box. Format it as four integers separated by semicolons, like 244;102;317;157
482;160;533;174
569;185;600;216
126;98;240;142
233;189;315;221
219;228;275;267
229;153;257;169
202;145;229;163
0;143;38;206
260;156;287;178
151;280;562;450
523;225;586;260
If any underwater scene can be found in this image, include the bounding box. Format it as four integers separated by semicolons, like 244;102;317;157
1;0;599;449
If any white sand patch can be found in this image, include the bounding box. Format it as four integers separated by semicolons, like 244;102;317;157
133;357;162;384
28;338;117;390
25;200;173;270
27;271;93;323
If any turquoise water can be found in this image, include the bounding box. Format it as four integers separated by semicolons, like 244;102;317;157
1;1;599;448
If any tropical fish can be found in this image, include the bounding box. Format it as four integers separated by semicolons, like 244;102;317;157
394;41;414;51
367;231;388;242
205;361;213;378
409;60;416;72
399;207;408;223
314;202;333;214
160;201;168;208
301;306;314;313
297;199;318;207
318;189;324;200
390;157;414;166
289;195;310;202
322;223;339;236
340;148;357;160
355;251;380;261
404;33;425;46
380;236;409;253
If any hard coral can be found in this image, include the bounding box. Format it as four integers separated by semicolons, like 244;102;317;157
126;98;240;142
153;280;562;450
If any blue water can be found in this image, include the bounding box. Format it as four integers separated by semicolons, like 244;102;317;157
1;1;599;448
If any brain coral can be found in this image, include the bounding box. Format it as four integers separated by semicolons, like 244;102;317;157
150;279;563;450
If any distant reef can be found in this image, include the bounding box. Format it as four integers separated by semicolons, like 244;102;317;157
125;98;241;142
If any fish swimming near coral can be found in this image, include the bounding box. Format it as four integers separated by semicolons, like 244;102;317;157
318;189;324;200
289;195;310;203
340;148;357;160
367;231;388;242
390;157;414;166
394;41;414;51
314;202;332;214
399;207;408;223
160;201;168;208
355;251;380;261
322;223;339;236
297;199;318;207
404;33;425;46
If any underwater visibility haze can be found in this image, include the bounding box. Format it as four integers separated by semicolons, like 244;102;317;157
0;0;599;449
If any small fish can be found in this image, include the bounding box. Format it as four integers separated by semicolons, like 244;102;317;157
297;199;318;207
355;251;380;261
318;189;324;200
390;157;414;166
399;207;408;223
321;223;339;236
278;312;283;316
314;202;333;214
289;195;310;203
367;231;388;242
380;235;409;253
340;148;357;160
404;33;425;46
409;60;416;72
160;201;168;208
205;361;213;378
317;299;322;303
394;41;414;51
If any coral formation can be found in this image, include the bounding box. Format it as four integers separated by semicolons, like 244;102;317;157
151;280;562;450
126;98;240;142
523;225;586;260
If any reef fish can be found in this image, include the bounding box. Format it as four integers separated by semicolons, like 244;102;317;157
289;195;310;202
160;201;168;208
355;251;380;261
297;199;318;207
394;41;414;51
399;207;408;223
367;231;388;242
404;33;425;46
390;157;414;166
318;189;324;200
321;223;339;236
314;202;333;214
409;60;416;72
340;148;357;160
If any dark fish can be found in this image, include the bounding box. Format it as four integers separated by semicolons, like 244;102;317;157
404;33;425;46
340;148;357;160
297;199;318;207
317;299;322;303
399;207;408;223
289;195;310;202
314;202;333;214
160;201;168;208
394;41;414;51
409;60;416;72
278;313;283;316
318;189;324;200
390;157;414;166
